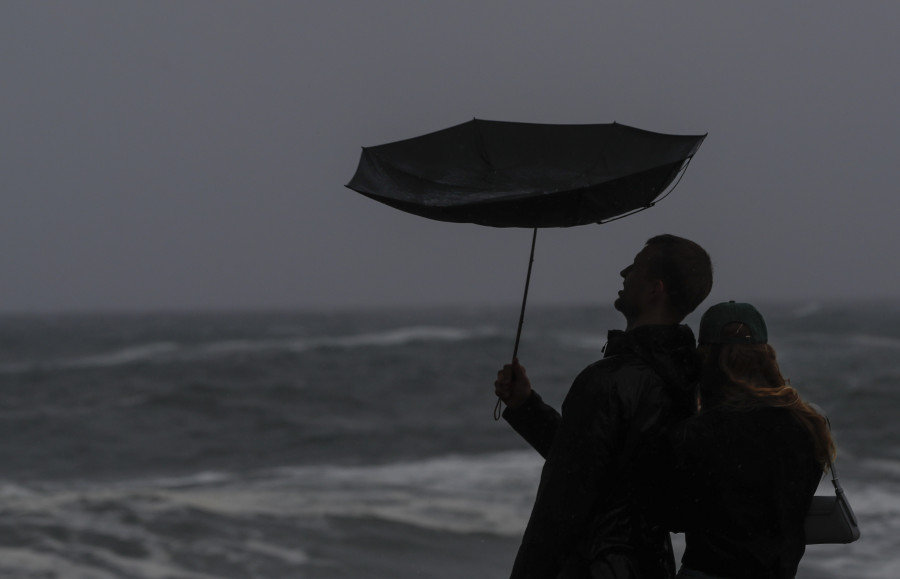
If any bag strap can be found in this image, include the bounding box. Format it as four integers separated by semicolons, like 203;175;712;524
822;415;859;526
824;414;838;484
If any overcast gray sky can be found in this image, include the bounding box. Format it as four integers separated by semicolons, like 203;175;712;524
3;2;898;313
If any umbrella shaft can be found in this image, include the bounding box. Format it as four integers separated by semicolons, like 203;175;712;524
495;228;538;421
512;227;538;361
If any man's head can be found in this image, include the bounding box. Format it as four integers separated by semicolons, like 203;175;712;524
614;234;713;328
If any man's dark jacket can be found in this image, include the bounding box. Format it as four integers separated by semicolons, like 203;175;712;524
504;325;700;579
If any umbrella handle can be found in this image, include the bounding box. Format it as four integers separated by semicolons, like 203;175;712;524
494;227;538;421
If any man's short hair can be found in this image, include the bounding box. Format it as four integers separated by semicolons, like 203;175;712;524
645;234;713;318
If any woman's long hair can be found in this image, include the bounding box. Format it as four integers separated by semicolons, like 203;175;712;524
700;325;836;470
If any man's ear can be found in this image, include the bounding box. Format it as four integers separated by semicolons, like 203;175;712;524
647;278;680;323
648;279;666;298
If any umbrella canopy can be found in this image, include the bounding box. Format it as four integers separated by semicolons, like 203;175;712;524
346;119;706;228
346;118;707;419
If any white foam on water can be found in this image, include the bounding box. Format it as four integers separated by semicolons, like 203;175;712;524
3;450;542;538
0;325;502;374
0;547;123;579
4;450;899;577
554;331;607;350
145;451;543;537
0;481;314;579
311;325;499;349
64;342;180;368
0;342;180;373
315;453;540;535
241;540;309;566
0;500;225;579
0;482;35;498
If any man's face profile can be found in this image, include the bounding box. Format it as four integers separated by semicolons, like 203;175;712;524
614;246;657;320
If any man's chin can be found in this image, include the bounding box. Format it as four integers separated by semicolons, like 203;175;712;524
614;298;636;319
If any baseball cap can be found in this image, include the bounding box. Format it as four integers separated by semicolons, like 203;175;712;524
698;301;768;345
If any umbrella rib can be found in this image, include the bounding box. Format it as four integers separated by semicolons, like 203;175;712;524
593;157;697;225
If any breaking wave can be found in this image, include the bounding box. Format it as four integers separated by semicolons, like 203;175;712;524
0;325;501;374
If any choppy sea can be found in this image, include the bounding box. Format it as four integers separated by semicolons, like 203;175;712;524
0;302;897;578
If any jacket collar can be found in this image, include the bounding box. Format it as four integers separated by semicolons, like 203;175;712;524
604;324;697;359
604;324;701;412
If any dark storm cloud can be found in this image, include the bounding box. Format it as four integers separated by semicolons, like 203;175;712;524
2;2;898;311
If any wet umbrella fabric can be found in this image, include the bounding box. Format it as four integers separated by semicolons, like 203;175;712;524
346;119;706;417
346;119;706;228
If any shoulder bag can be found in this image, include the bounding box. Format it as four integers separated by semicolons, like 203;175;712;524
804;421;860;544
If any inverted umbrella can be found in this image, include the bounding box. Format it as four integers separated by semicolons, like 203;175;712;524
346;119;706;417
